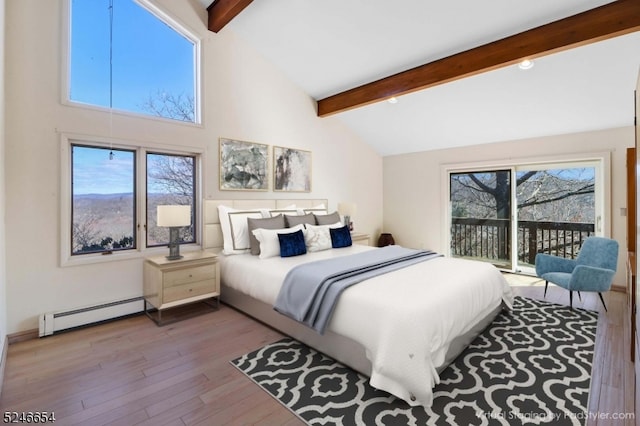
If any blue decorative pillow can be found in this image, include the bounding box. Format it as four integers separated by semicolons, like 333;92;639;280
330;225;352;248
278;229;307;257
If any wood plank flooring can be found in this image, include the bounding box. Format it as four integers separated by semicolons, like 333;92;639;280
0;278;635;425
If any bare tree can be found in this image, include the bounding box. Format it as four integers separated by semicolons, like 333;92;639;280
147;155;194;202
450;169;595;262
451;170;594;220
516;171;594;221
140;90;195;122
72;215;100;253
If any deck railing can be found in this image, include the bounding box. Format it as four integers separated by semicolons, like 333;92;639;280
450;218;594;265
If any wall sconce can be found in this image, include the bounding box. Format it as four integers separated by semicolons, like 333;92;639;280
157;205;191;260
337;202;357;231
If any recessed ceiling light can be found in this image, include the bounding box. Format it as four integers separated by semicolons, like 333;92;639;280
388;97;398;104
518;59;534;70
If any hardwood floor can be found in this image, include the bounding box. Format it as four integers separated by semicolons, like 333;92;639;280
0;280;635;425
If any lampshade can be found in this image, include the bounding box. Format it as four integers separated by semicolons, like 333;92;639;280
337;202;357;216
157;205;191;227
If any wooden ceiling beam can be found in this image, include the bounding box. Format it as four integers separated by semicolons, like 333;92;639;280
317;0;640;117
207;0;253;33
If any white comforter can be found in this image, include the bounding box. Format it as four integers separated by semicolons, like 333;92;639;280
219;245;514;407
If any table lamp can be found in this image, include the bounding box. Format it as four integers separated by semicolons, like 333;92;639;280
338;202;357;231
157;205;191;260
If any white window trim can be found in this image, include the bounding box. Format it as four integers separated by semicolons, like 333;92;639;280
60;132;204;267
60;0;203;125
439;151;611;262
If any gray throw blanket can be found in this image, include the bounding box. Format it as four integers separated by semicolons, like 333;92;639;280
274;246;441;334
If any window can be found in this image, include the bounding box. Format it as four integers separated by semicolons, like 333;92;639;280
450;170;512;269
72;145;136;255
68;0;199;123
66;138;199;262
146;153;195;247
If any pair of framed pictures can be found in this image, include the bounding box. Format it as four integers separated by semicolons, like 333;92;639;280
219;138;312;192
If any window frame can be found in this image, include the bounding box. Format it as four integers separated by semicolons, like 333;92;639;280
440;151;611;273
60;132;203;267
145;151;197;249
71;143;138;256
61;0;203;125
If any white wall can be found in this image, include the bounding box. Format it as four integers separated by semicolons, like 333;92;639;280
383;127;634;288
4;0;382;334
0;0;8;350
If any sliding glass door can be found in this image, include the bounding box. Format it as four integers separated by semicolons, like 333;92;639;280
515;163;597;274
450;169;513;270
449;160;601;273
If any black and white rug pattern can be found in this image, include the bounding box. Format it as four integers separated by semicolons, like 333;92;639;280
231;297;598;425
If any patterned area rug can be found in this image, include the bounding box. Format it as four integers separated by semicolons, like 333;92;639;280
231;297;598;426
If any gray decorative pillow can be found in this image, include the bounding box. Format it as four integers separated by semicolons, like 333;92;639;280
314;211;341;225
247;214;286;255
285;213;315;228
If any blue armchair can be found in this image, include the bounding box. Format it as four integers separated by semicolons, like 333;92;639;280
535;236;619;311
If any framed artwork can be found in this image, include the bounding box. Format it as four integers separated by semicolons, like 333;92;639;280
273;146;312;192
219;138;269;191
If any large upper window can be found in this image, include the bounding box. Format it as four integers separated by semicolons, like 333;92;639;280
69;0;199;122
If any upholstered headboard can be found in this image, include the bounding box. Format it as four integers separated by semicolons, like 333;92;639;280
203;199;329;252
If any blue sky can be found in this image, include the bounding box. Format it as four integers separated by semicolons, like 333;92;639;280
70;0;195;114
73;146;134;195
517;167;595;181
72;147;176;195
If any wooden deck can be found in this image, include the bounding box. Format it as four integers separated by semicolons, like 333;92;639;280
0;278;634;425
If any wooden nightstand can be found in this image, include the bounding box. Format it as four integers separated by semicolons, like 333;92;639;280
143;251;219;325
351;232;371;246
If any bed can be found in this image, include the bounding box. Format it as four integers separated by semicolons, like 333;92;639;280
203;199;514;407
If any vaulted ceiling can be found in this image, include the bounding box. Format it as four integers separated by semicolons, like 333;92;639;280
200;0;640;156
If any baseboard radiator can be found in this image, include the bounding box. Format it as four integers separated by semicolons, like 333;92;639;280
38;297;144;337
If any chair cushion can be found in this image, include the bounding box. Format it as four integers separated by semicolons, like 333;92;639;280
541;272;572;289
576;237;619;271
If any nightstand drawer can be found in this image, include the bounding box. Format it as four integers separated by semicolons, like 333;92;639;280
164;279;216;303
143;251;219;325
163;264;216;288
351;232;371;246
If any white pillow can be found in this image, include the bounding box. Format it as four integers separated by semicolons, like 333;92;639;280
270;204;297;217
218;205;262;255
252;224;305;259
304;224;332;252
299;203;327;215
304;223;344;252
258;208;271;218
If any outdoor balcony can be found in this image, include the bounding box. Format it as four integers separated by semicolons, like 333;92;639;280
450;218;595;267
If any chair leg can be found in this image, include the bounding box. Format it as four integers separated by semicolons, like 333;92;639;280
577;291;582;301
544;281;548;298
569;291;573;309
598;293;608;312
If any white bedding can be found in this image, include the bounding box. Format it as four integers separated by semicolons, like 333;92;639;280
219;245;514;407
